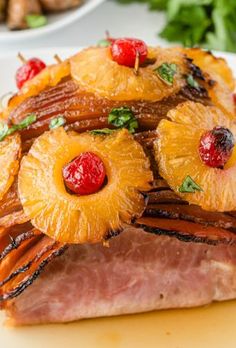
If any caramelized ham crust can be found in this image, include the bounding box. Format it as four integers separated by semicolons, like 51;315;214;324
5;228;236;325
136;217;236;245
7;79;210;142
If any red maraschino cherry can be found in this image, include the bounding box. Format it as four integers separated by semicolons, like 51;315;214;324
63;152;106;195
199;126;234;168
16;54;46;89
111;38;148;68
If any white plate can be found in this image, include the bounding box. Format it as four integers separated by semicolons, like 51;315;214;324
0;0;105;43
0;48;236;348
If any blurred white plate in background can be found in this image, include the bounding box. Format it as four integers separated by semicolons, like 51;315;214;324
0;0;105;43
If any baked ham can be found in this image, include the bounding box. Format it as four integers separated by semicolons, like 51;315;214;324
0;46;236;325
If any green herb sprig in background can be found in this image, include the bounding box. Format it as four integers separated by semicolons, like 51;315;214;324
118;0;236;52
26;14;47;29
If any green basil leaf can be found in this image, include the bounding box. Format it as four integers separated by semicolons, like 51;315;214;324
179;175;203;193
6;127;17;136
17;113;37;129
154;62;177;85
186;74;200;89
108;107;138;133
90;128;116;135
0;113;36;142
26;14;47;29
49;116;66;130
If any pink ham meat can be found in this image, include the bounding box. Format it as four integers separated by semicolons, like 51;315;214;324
5;227;236;325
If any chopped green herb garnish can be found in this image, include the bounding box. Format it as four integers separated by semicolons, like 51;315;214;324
49;116;66;130
179;175;203;193
6;127;16;136
90;128;116;135
26;14;47;29
97;39;111;47
16;114;37;130
186;74;200;90
108;107;138;133
0;123;9;141
154;63;177;86
0;113;37;142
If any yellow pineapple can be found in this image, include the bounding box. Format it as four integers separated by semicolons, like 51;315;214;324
18;128;153;243
155;101;236;212
0;133;21;200
184;48;234;91
184;48;235;117
70;47;188;101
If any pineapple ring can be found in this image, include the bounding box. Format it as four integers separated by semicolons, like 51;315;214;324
0;134;21;200
18;128;153;244
70;47;187;101
183;48;235;117
155;101;236;212
184;48;235;91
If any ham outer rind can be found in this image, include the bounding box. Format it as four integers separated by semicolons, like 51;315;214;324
5;227;236;325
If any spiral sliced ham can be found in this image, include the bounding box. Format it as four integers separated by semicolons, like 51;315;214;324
0;47;236;325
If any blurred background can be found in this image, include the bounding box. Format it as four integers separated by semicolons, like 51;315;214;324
0;0;235;53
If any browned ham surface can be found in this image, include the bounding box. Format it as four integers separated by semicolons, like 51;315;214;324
5;227;236;325
6;79;209;143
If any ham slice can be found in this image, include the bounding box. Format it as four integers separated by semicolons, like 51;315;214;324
4;227;236;325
